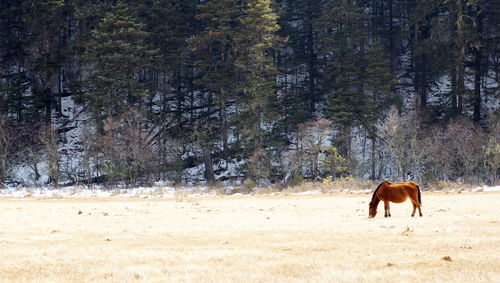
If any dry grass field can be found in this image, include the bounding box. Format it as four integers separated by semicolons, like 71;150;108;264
0;191;499;282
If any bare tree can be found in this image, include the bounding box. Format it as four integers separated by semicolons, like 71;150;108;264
98;108;157;187
192;122;216;183
38;127;61;188
297;118;332;180
379;106;421;181
484;116;500;184
247;147;271;184
444;118;486;183
420;125;453;181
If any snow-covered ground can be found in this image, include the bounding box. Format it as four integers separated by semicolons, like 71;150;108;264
475;185;500;192
0;185;192;198
0;185;499;198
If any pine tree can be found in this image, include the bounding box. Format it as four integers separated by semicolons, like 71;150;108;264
364;41;396;179
84;1;156;132
279;0;323;116
1;0;71;127
194;0;241;158
190;0;243;181
29;0;67;128
0;1;32;122
442;0;473;116
146;0;197;173
405;0;448;117
235;0;280;152
276;0;324;140
148;0;197;132
317;0;372;160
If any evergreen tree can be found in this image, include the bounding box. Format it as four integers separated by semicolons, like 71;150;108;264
190;0;243;181
0;1;32;122
364;41;396;179
235;0;280;153
193;0;241;160
317;0;372;160
29;0;68;128
0;0;499;185
276;0;324;142
147;0;197;173
405;0;448;117
148;0;197;131
1;0;72;127
83;1;156;132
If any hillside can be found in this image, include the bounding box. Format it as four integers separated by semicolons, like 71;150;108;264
1;0;499;187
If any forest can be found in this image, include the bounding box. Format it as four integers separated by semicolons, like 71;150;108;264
0;0;499;188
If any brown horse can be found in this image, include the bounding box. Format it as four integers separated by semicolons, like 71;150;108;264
369;181;422;218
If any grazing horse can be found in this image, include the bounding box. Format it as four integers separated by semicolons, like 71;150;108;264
369;181;422;218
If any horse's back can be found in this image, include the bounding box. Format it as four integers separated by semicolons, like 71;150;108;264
378;181;410;203
384;181;419;192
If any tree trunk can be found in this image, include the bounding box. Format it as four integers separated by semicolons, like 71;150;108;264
449;2;458;113
204;148;215;182
306;19;316;116
456;0;465;114
0;158;5;186
388;0;395;75
45;35;53;129
175;68;182;132
57;72;63;116
313;154;318;180
370;136;376;180
16;60;23;123
220;96;228;163
254;104;262;150
413;22;426;114
457;51;465;114
473;12;483;123
189;65;195;127
451;66;458;112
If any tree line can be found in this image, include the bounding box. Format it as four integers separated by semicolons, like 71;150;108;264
0;0;499;187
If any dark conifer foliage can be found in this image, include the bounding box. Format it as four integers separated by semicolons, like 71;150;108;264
0;0;498;186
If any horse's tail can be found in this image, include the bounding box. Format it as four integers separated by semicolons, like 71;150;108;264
417;185;422;205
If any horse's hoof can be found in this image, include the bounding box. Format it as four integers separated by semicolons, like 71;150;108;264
411;214;414;217
419;214;423;217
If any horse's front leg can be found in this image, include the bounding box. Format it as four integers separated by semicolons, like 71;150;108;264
384;201;391;217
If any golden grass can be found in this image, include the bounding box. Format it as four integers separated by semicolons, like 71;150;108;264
0;192;499;282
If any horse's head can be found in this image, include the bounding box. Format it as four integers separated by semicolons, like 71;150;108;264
368;202;377;218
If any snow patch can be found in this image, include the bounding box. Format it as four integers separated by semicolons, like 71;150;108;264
294;190;320;195
474;185;500;192
0;186;179;198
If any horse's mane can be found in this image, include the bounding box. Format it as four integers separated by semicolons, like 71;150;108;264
370;181;388;208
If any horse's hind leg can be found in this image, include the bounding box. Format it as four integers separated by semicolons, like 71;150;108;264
410;196;422;217
384;201;391;217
